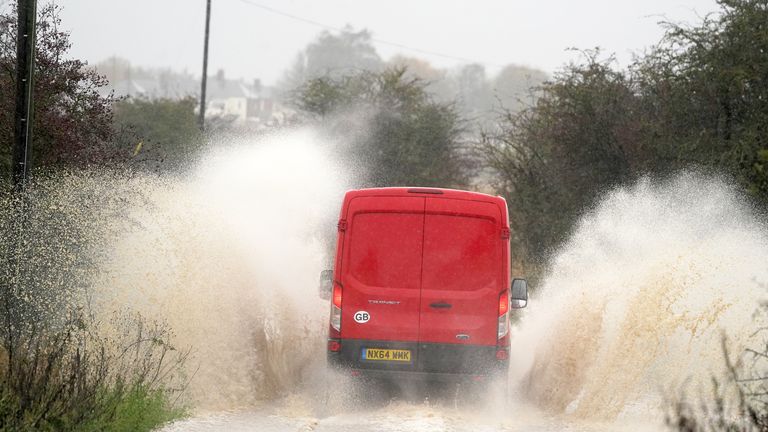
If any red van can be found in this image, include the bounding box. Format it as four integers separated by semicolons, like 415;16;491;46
319;187;528;381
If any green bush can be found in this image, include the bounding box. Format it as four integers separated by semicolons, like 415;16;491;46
293;67;469;188
0;312;187;431
482;0;768;266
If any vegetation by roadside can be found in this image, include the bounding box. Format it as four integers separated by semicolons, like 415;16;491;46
481;0;768;276
0;3;118;180
1;0;768;429
0;312;187;431
112;97;203;172
0;173;190;430
665;331;768;431
293;67;470;188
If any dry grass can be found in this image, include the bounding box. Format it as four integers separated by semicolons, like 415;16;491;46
0;310;189;431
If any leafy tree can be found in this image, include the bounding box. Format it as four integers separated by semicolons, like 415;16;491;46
294;68;468;188
387;55;456;100
280;27;383;93
112;97;202;171
435;63;548;129
633;0;768;199
93;56;160;84
492;64;549;113
456;63;491;119
482;52;638;263
94;56;136;83
484;0;768;264
388;55;444;82
0;3;116;181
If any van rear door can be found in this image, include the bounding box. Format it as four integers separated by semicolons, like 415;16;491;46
340;196;424;343
418;198;503;347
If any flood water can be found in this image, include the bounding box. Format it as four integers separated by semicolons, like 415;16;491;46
8;130;768;431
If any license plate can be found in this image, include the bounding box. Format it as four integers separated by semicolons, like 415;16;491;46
362;348;411;362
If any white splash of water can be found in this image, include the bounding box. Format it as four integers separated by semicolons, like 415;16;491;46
92;129;350;410
510;173;768;424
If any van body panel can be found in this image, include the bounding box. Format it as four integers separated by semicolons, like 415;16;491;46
419;198;503;346
340;196;424;342
330;188;511;378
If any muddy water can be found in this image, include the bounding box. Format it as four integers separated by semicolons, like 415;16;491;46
152;150;765;430
7;130;768;430
158;164;765;429
511;175;768;424
161;401;648;432
90;130;350;410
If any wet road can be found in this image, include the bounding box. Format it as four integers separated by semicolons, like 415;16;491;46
160;392;661;432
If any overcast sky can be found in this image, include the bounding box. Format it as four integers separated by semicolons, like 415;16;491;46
55;0;719;85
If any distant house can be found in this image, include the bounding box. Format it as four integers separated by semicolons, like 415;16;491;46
103;69;288;127
205;74;287;126
205;74;254;122
100;73;198;100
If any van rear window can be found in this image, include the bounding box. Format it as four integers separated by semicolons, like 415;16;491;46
349;212;423;290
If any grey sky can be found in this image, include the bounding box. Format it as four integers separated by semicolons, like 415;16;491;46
57;0;719;85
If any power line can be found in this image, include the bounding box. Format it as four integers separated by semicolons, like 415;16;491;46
235;0;505;69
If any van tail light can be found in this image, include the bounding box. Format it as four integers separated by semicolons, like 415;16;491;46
498;290;509;316
328;339;341;352
332;283;342;308
497;290;509;339
330;283;342;332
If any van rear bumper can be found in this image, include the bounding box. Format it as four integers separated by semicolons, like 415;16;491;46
328;368;506;384
328;338;508;378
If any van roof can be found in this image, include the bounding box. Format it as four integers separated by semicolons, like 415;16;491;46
341;188;509;226
343;187;504;203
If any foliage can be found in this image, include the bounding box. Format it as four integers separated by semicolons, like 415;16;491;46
434;63;550;128
634;0;768;200
482;52;638;263
0;3;117;182
105;384;186;432
93;56;196;90
455;64;491;120
0;174;189;430
0;311;187;431
279;27;383;94
666;336;768;431
280;28;548;126
491;65;550;114
294;67;468;188
483;0;768;263
112;97;203;171
386;60;549;128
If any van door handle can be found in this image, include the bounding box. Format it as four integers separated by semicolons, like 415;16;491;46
429;302;452;309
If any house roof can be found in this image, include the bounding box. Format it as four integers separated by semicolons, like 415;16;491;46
104;75;273;101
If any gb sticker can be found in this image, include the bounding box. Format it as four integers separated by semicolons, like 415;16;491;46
353;311;370;323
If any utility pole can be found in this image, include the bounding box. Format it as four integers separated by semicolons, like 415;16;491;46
199;0;211;132
12;0;37;190
6;0;37;364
